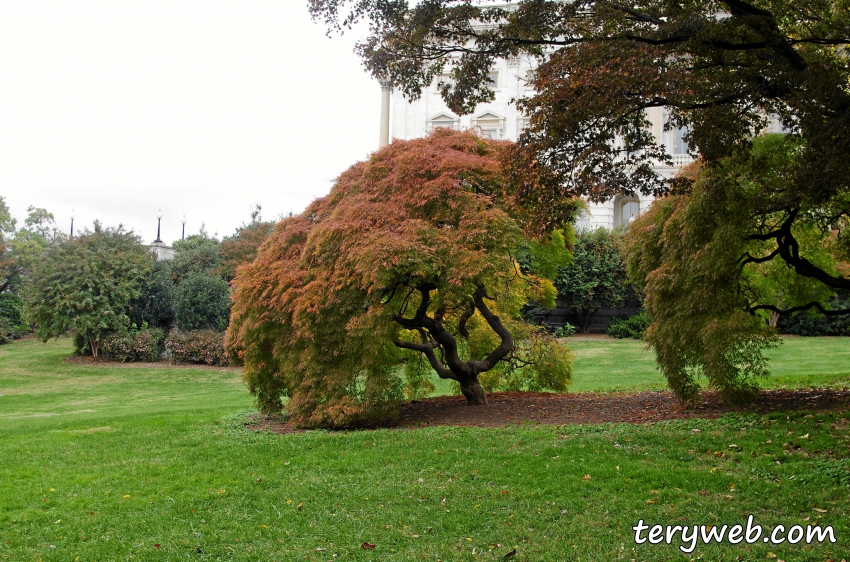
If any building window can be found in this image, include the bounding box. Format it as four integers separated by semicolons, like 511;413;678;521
614;196;640;228
487;71;500;90
662;111;690;155
472;111;505;140
428;112;458;131
434;74;455;94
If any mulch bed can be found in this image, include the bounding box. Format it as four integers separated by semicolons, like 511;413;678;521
260;387;850;434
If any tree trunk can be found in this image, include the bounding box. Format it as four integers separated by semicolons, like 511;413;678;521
581;308;593;333
459;377;488;406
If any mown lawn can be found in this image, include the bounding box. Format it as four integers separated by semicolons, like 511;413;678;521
1;337;848;561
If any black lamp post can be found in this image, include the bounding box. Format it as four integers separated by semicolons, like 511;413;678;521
154;209;163;243
181;215;186;240
70;209;75;238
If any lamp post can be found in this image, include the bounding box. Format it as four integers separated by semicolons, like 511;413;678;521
70;209;75;238
154;209;163;243
181;215;186;240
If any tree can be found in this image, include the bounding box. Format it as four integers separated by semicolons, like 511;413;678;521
26;223;151;358
176;272;231;332
226;129;576;427
311;0;850;403
555;228;629;333
0;197;17;295
170;228;221;285
218;205;275;281
128;260;177;331
310;0;849;249
624;135;846;404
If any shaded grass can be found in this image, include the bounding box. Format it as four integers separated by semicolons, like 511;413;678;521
1;338;848;560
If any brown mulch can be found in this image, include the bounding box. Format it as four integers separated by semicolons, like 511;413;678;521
260;387;850;434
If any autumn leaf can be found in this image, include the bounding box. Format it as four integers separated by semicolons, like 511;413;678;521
504;548;517;558
581;474;591;481
361;541;376;550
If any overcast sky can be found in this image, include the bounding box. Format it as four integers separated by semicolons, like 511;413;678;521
0;0;383;243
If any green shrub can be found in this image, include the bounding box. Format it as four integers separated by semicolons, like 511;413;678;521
554;323;576;338
0;293;26;343
176;273;231;332
166;329;229;366
607;311;651;339
101;326;164;362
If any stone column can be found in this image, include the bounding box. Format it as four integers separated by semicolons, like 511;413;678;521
379;79;391;148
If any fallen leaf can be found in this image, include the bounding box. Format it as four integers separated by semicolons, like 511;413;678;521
581;474;591;481
767;553;777;559
315;548;326;551
646;500;657;504
154;544;160;549
297;503;304;511
813;508;827;513
122;495;130;499
799;433;809;439
504;548;517;558
361;542;376;550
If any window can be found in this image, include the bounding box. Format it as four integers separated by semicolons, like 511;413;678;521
428;112;458;131
434;74;455;94
487;71;499;90
662;112;690;155
614;196;640;228
472;112;504;140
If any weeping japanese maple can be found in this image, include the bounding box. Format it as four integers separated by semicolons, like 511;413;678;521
226;129;575;427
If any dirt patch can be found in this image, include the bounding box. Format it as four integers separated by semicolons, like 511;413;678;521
259;387;850;434
64;355;241;373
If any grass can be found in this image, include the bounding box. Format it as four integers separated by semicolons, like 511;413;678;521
1;337;849;560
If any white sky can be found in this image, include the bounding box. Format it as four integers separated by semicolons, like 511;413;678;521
0;0;382;243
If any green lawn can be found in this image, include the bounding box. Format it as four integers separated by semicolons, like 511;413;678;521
1;338;848;560
567;335;850;393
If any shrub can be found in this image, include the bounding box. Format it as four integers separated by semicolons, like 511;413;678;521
607;311;651;339
101;326;164;362
554;323;576;338
0;293;26;343
176;273;231;332
777;293;850;336
166;329;229;366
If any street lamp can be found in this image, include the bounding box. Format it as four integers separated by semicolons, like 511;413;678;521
154;209;163;243
70;209;75;238
181;215;186;240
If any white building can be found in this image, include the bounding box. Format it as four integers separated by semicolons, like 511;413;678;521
381;55;696;231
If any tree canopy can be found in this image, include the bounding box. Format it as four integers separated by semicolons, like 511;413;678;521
226;129;576;427
309;0;850;240
625;135;847;404
26;223;151;358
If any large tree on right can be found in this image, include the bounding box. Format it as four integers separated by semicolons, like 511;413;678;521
626;135;848;405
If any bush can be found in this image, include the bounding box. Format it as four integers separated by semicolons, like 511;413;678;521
554;323;576;338
0;293;26;343
165;329;229;366
101;326;164;362
607;311;651;339
777;293;850;336
176;273;231;332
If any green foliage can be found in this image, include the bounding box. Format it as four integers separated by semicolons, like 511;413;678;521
0;292;25;342
170;229;221;285
555;228;629;333
175;272;231;332
227;130;574;427
128;260;177;331
553;324;576;338
26;222;151;358
606;311;651;340
101;326;164;362
778;293;850;337
625;135;847;405
165;329;230;366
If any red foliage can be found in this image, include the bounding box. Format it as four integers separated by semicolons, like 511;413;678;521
227;129;571;427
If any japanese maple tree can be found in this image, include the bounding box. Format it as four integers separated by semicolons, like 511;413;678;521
226;129;576;427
